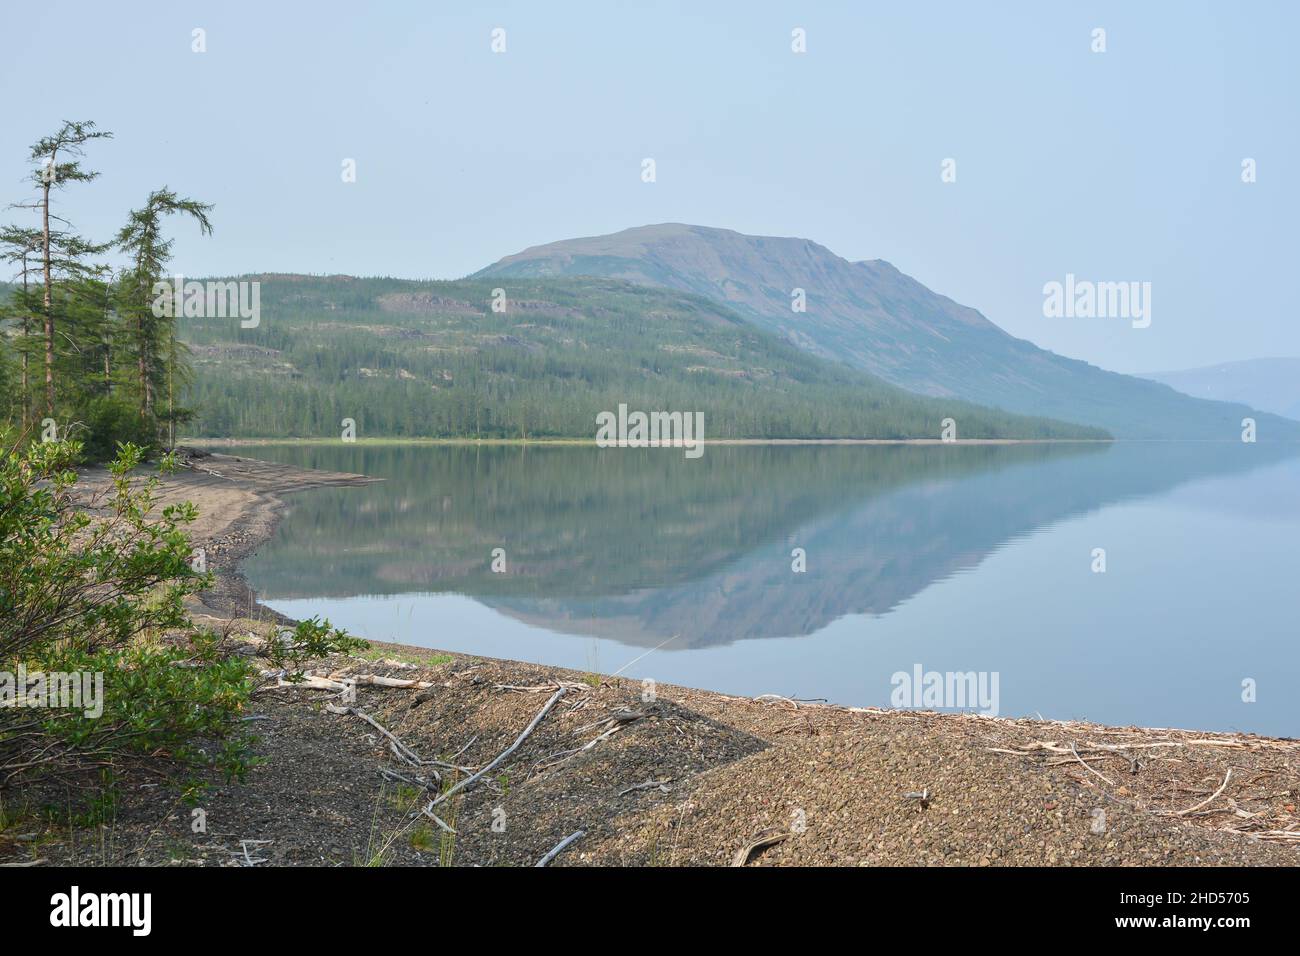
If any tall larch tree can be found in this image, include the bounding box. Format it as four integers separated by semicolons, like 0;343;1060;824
23;120;112;414
115;188;213;441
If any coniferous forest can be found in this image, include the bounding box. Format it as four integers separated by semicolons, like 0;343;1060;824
0;122;220;459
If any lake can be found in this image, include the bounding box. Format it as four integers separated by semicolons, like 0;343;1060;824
238;441;1300;736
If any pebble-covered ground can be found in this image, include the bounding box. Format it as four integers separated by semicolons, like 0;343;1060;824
4;648;1296;867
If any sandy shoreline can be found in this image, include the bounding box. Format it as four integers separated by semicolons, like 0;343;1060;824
70;448;382;626
16;449;1296;867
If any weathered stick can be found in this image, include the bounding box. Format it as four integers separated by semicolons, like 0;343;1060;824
257;674;347;694
427;687;567;810
327;673;434;690
328;705;424;766
1173;769;1233;816
420;806;457;835
534;725;621;773
535;830;585;867
618;778;672;796
731;830;789;867
380;766;441;788
1069;742;1117;788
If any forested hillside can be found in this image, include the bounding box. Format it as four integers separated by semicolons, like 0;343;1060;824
177;275;1108;441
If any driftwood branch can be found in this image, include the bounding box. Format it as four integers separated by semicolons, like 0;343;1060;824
731;829;789;867
420;806;457;834
1070;742;1117;788
1171;769;1233;816
328;705;424;767
427;687;568;812
327;672;434;690
618;778;673;796
535;830;585;867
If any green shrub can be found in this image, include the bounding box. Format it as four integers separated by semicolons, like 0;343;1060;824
0;438;361;792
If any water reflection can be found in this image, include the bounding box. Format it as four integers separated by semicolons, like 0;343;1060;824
243;441;1297;647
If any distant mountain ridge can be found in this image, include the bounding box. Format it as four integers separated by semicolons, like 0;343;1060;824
476;224;1299;440
1140;358;1300;423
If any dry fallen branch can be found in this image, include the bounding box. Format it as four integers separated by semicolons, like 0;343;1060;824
447;734;479;762
326;672;434;690
1087;738;1300;753
1168;769;1233;817
754;694;802;710
903;788;931;809
533;725;622;774
732;829;789;867
327;705;424;767
573;704;656;736
426;686;568;812
494;682;587;694
1070;742;1117;788
380;766;441;789
991;736;1299;759
535;830;585;867
235;839;272;866
419;806;457;835
182;460;232;481
258;671;432;694
257;674;348;694
618;778;673;797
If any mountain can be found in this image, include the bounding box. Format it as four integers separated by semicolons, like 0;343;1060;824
476;224;1299;440
179;275;1103;441
1140;358;1300;423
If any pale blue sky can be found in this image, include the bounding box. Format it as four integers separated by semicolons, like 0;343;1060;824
2;1;1295;373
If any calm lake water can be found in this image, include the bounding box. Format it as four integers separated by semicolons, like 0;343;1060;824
238;442;1300;736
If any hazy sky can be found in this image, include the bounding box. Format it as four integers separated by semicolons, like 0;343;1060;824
2;1;1295;374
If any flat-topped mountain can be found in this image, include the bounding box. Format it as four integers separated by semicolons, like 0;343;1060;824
477;224;1297;440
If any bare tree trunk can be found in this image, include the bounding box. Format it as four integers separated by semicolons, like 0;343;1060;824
103;280;112;393
20;265;30;427
138;314;148;414
168;329;175;449
41;179;53;415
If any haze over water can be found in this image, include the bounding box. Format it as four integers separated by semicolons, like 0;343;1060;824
242;442;1300;736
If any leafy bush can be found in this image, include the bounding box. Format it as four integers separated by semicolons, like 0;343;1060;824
0;439;362;791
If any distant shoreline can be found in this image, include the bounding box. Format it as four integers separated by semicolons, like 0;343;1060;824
183;436;1116;447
